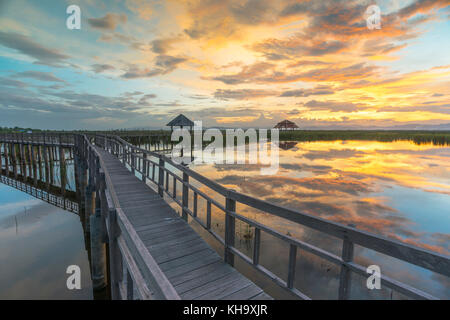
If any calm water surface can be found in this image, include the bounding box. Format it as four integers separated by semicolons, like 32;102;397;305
0;183;92;299
1;139;449;299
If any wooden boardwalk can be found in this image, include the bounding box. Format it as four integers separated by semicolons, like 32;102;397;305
2;133;449;300
96;147;272;300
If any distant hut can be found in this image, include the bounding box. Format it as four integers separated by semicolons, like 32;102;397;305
166;114;194;162
274;120;299;130
166;114;194;132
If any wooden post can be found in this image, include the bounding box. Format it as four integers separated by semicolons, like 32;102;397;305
19;144;25;177
287;244;297;289
182;172;189;221
158;157;164;197
59;147;66;195
224;191;236;266
4;142;9;177
49;146;54;185
11;143;17;179
37;145;42;181
31;145;37;185
90;169;107;291
43;146;50;188
338;234;354;300
107;208;122;300
27;144;33;179
142;153;147;183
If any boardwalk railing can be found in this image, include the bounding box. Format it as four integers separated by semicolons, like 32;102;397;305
0;175;78;214
0;132;74;146
2;133;449;300
75;134;180;300
94;133;450;300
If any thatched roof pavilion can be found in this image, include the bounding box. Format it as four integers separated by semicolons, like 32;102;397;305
274;119;299;130
166;114;194;130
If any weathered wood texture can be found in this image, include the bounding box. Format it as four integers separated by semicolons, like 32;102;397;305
95;147;271;300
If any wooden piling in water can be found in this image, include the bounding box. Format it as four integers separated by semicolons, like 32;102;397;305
43;146;50;188
4;142;9;177
59;147;66;195
11;143;18;179
19;144;25;176
31;145;37;186
37;145;42;181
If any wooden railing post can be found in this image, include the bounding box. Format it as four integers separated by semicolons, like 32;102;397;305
107;207;122;300
287;244;297;289
338;233;354;299
182;172;189;221
131;147;135;174
224;191;236;266
142;153;147;183
158;157;164;197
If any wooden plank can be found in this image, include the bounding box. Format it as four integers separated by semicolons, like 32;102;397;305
165;254;222;280
221;283;263;300
159;248;217;272
134;218;182;233
194;278;253;300
152;241;209;264
146;233;201;251
174;263;236;294
250;292;273;300
181;271;248;299
142;229;198;247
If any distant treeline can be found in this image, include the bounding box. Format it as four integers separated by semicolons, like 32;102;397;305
2;127;449;146
111;129;450;147
278;130;450;146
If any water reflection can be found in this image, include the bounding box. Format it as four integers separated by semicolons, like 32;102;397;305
0;184;92;299
181;140;450;299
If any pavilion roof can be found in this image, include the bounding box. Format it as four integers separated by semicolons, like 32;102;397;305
274;120;299;129
166;114;194;127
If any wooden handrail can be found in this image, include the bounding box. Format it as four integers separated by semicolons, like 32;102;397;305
2;133;449;300
97;133;450;300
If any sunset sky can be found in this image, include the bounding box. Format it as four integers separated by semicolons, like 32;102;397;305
0;0;449;130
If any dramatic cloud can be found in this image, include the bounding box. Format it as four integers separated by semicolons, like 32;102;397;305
214;89;277;100
15;71;64;82
280;86;335;97
121;55;187;79
91;64;115;73
0;31;69;66
87;13;127;31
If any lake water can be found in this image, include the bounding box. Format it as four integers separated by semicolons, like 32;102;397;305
175;139;450;299
0;139;449;299
0;179;92;299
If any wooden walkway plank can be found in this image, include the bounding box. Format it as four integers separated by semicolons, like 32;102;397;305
94;146;271;300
